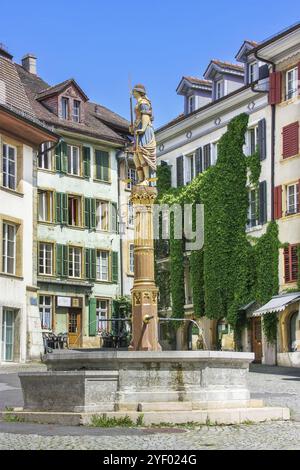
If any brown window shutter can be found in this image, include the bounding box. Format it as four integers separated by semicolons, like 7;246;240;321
269;72;282;105
284;247;291;283
282;122;299;159
291;245;299;282
274;185;282;219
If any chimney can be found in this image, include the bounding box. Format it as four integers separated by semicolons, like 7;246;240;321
22;53;37;75
0;43;13;60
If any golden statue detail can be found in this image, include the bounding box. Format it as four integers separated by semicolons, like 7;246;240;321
130;84;156;185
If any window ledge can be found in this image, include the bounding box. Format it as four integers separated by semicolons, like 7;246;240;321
38;168;55;174
38;221;55;226
0;186;24;198
280;154;300;163
282;213;300;221
127;272;134;277
279;96;300;107
67;225;86;231
246;224;263;233
93;179;112;185
0;272;23;280
94;280;114;285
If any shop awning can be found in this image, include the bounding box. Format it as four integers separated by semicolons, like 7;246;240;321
252;293;300;317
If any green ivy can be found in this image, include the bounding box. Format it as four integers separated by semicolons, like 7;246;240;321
157;164;172;194
247;149;261;188
262;312;278;345
190;250;205;317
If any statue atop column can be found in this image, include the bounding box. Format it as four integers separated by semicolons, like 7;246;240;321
129;84;156;185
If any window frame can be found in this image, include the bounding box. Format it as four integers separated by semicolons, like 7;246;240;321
39;295;53;331
216;80;223;100
96;250;110;282
247;188;258;229
188;95;195;114
38;190;54;223
129;243;134;274
38;142;53;170
2;143;17;190
126;168;137;190
67;145;81;176
185;153;194;184
127;201;134;227
61;97;69;120
249;61;258;83
68;194;82;227
2;222;16;275
286;183;300;215
96;200;109;231
286;67;298;101
68;246;82;279
72;100;81;123
96;299;110;333
38;242;54;276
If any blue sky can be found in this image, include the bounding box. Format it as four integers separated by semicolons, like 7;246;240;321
1;1;299;127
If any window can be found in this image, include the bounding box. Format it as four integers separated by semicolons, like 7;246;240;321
96;299;109;332
216;80;223;100
129;244;134;274
96;200;109;231
2;143;16;190
128;202;134;227
188;96;195;114
39;295;52;330
69;246;82;278
282;122;299;159
284;244;299;283
2;222;16;274
185;154;194;183
2;309;16;361
67;145;80;176
38;242;53;275
203;144;211;170
68;195;82;226
95;150;110;182
96;250;109;281
38;142;52;170
286;67;298;100
38;190;53;222
212;142;218;165
73;100;80;123
61;97;69;120
248;127;259;156
247;189;258;228
127;168;137;190
289;312;298;352
249;62;258;83
287;183;299;215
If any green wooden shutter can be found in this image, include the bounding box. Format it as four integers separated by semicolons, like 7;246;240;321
111;202;118;233
55;143;62;172
56;244;63;276
56;193;62;223
176;156;184;187
83;147;91;178
195;148;203;175
259;181;267;225
84;198;91;228
61;142;68;173
62;193;68;224
62;245;68;277
111;251;118;283
90;248;96;280
91;199;96;230
258;119;267;161
85;248;91;278
102;152;109;182
95;150;109;181
89;298;97;336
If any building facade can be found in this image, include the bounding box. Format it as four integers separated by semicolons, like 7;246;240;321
155;23;300;365
0;46;59;362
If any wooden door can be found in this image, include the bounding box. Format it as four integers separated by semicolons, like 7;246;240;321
252;317;262;363
68;310;82;348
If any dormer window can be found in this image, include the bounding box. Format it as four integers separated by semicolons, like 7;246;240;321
216;80;223;100
61;97;69;120
188;96;195;114
249;62;258;83
73;100;81;123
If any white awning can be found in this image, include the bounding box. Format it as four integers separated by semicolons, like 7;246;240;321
252;293;300;317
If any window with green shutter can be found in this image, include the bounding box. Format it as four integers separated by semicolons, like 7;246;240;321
95;150;110;182
85;248;96;279
84;198;96;230
56;244;68;277
55;142;68;173
89;298;97;336
56;192;68;224
110;202;118;233
83;147;91;178
111;251;118;283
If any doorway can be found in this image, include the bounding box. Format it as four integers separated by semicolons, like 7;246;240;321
68;310;82;348
252;317;262;363
2;309;16;361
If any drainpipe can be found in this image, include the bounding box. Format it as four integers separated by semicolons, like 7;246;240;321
117;153;124;296
251;51;276;221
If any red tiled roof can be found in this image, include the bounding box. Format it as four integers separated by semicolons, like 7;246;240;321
211;60;244;72
183;76;212;87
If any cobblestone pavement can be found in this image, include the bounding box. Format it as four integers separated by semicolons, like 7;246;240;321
0;362;299;449
0;421;299;449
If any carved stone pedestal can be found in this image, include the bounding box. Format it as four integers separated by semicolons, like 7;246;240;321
129;185;161;351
